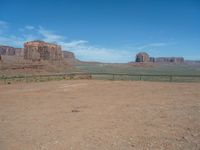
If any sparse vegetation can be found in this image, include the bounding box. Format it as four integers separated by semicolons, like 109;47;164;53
75;63;200;75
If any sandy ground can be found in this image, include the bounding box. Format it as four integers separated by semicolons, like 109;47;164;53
0;80;200;150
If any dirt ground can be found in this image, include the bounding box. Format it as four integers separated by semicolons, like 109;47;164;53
0;80;200;150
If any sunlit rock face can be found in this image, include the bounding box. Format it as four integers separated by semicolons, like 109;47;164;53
24;40;63;61
135;52;184;63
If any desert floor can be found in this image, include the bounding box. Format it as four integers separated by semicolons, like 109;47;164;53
0;80;200;150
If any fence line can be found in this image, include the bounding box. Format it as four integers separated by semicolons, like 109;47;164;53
90;73;200;82
1;72;200;83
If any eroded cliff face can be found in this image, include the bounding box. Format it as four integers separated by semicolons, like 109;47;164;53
154;57;184;63
24;40;63;61
62;51;75;59
135;52;150;62
0;46;24;63
0;46;16;55
135;52;184;63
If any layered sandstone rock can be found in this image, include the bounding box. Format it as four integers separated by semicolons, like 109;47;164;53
154;57;184;63
136;52;150;62
15;48;24;57
62;51;75;59
0;46;24;63
135;52;184;63
0;46;16;55
24;40;63;61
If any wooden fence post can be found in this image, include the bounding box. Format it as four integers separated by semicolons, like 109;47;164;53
112;74;115;80
170;75;173;82
25;75;28;83
139;75;142;80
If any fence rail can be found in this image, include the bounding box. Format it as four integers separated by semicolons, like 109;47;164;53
90;73;200;82
1;72;200;84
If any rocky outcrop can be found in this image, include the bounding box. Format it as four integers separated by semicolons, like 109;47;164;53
154;57;184;63
150;57;155;62
62;51;75;59
24;40;63;61
0;46;24;63
135;52;150;62
0;46;16;55
135;52;184;63
15;48;24;57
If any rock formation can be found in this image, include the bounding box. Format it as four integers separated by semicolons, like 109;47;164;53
24;40;63;61
0;46;24;63
62;51;75;59
150;57;155;62
0;46;16;55
15;48;24;57
135;52;150;62
154;57;184;63
135;52;184;63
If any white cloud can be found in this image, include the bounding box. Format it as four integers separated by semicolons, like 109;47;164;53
59;40;133;63
60;40;88;48
2;25;167;62
25;25;35;30
0;20;8;34
38;26;65;43
0;36;24;47
35;27;134;62
136;42;167;50
148;43;167;47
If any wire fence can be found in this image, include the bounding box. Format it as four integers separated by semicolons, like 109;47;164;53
1;73;200;84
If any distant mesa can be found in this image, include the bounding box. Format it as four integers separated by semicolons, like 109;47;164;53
0;45;16;55
135;52;150;62
0;45;24;63
62;51;75;59
135;52;184;63
154;57;184;63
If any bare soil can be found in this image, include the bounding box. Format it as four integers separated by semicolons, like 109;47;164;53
0;80;200;150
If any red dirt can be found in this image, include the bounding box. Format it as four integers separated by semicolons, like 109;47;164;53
0;80;200;150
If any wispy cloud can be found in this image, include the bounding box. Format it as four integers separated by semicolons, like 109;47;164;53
0;20;8;34
0;24;145;62
38;26;65;43
36;27;133;62
0;22;171;62
148;43;167;47
136;42;168;50
25;25;35;30
0;20;7;27
60;40;133;62
0;36;24;47
60;40;88;48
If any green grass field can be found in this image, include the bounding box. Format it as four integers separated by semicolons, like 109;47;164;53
74;62;200;82
75;63;200;75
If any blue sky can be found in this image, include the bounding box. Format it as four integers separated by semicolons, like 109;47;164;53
0;0;200;62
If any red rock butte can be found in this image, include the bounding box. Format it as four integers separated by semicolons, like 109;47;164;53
24;40;63;61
